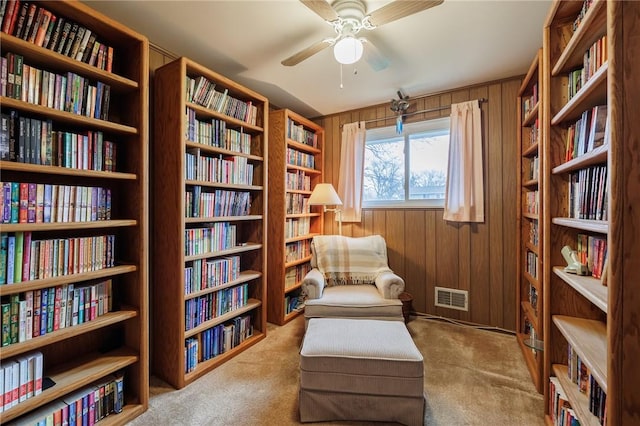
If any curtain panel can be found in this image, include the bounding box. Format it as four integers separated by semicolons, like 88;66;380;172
338;121;366;222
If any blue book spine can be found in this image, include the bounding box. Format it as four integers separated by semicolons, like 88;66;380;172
40;288;48;336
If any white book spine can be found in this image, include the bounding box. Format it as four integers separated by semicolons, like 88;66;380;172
33;352;43;396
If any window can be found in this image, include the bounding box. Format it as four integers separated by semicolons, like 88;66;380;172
363;117;450;208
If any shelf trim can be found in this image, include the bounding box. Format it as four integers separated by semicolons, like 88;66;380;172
286;212;321;219
522;102;540;127
285;233;320;244
287;139;322;155
185;140;264;161
185;215;263;223
285;256;312;268
551;218;608;234
551;63;608;125
286;163;322;175
0;219;137;232
186;101;264;133
184;271;262;301
0;161;137;179
522;142;539;158
185;179;262;191
523;271;541;293
552;266;607;313
551;144;608;175
184;243;262;261
521;301;540;333
184;299;262;338
523;178;539;188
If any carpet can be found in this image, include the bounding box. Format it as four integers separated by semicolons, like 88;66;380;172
127;314;544;425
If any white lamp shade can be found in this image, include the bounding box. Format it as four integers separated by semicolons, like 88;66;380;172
333;36;364;65
308;183;343;206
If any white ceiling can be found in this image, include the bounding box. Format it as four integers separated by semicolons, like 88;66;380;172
85;0;551;118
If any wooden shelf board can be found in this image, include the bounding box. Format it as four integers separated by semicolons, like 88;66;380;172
0;347;139;423
544;414;554;426
551;218;608;234
286;213;321;219
283;309;303;323
184;271;262;301
285;256;312;268
98;404;146;426
286;163;322;174
551;0;607;75
522;142;539;158
552;144;608;175
184;331;266;386
285;233;319;244
552;364;602;426
523;178;539;188
0;265;137;296
516;333;541;390
0;310;139;359
185;215;262;223
521;301;540;332
525;241;540;256
284;281;303;293
185;179;262;191
185;140;263;162
184;243;262;261
523;271;541;293
0;161;137;179
551;63;608;125
552;315;607;393
186;101;263;133
522;212;539;221
0;219;137;232
286;189;313;195
553;267;607;313
523;102;540;127
184;299;262;338
287;139;322;154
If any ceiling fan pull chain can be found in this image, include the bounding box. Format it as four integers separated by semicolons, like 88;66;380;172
340;63;344;89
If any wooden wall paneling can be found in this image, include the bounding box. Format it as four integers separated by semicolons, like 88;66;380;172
487;83;505;327
372;210;386;237
424;96;442;121
403;210;426;312
439;92;452;117
467;85;491;325
423;210;438;314
434;212;461;319
385;210;406;281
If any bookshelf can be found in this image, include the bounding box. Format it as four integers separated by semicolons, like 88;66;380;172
542;1;640;425
0;0;148;424
152;56;268;389
516;48;544;394
267;109;324;325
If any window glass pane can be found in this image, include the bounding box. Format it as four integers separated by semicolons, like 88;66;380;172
363;137;404;201
409;131;449;200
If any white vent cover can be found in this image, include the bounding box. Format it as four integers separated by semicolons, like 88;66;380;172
435;287;469;311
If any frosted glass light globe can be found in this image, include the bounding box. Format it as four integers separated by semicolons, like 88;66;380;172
333;36;364;65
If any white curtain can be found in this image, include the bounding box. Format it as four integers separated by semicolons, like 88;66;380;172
337;121;366;222
443;100;485;222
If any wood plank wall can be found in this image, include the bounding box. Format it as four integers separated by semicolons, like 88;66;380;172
314;78;521;330
150;43;521;331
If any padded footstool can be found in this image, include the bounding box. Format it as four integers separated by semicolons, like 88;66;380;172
299;318;425;426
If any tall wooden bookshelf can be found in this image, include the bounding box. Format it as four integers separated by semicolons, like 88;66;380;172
516;48;544;395
267;109;324;325
152;57;268;389
0;0;149;423
542;1;640;425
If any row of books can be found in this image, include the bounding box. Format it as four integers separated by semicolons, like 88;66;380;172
285;217;311;239
522;82;538;117
568;165;607;221
567;344;607;425
185;108;252;154
528;155;539;181
548;377;580;426
185;188;252;219
1;112;116;171
184;314;252;373
576;233;607;280
286;118;318;148
565;105;608;162
284;289;304;315
286;148;315;169
285;239;311;264
286;193;310;215
528;283;538;314
1;182;112;224
572;0;595;32
0;233;116;285
582;35;607;85
1;280;112;346
2;53;111;120
526;250;538;279
284;263;311;289
525;189;539;215
184;223;237;257
1;1;114;72
528;220;539;247
184;283;249;331
11;373;124;426
529;118;539;146
184;150;254;185
286;170;311;192
0;350;43;411
185;76;258;126
184;256;240;296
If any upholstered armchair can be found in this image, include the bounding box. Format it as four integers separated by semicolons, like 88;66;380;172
301;234;405;322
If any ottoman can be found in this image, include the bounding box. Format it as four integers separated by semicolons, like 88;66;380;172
299;318;425;426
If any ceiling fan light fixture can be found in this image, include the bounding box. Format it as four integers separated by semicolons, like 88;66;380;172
333;35;364;65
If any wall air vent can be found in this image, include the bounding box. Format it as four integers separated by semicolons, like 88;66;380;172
434;287;469;311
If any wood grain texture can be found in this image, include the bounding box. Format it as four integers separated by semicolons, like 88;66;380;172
316;78;521;329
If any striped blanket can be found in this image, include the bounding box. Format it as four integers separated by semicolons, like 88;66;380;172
312;235;392;286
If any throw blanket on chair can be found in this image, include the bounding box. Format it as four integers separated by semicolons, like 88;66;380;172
313;235;393;286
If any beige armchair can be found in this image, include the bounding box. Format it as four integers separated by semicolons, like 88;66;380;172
301;235;405;322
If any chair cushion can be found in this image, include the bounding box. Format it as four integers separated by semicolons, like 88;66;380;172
304;285;403;320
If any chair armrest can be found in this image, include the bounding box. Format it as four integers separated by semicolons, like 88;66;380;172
301;268;325;299
375;272;405;299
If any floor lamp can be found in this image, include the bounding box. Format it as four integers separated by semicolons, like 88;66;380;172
308;183;343;235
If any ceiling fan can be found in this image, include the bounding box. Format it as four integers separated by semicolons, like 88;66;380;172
282;0;444;70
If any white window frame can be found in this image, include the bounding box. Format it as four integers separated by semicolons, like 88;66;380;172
363;117;450;209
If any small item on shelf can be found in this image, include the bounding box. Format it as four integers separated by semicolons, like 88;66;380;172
561;245;589;275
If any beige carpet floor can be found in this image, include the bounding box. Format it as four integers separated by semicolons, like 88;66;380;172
128;314;544;426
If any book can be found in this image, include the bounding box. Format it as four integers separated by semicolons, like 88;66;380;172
1;0;20;35
25;3;43;44
12;1;28;39
33;7;51;47
0;234;7;285
0;113;9;160
18;2;35;41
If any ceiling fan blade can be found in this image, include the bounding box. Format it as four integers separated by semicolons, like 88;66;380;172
367;0;444;27
300;0;339;22
361;38;390;72
281;39;333;66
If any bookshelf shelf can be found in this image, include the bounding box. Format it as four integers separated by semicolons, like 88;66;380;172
539;2;640;424
285;281;303;293
267;108;324;325
0;1;149;423
552;365;602;426
517;48;544;394
153;56;268;389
